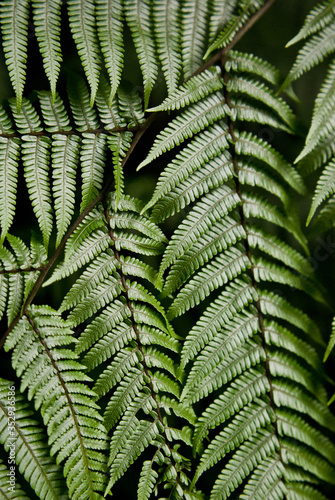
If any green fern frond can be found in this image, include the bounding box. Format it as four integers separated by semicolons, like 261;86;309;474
125;0;157;110
0;459;27;498
209;429;279;500
225;50;281;85
141;122;230;211
193;401;275;486
208;0;238;42
180;280;257;368
96;0;124;104
1;2;335;499
284;22;335;87
182;0;209;78
0;378;67;499
95;75;125;129
139;93;228;169
118;84;145;127
0;136;20;244
240;457;285;498
138;460;159;500
148;67;223;112
4;307;109;499
67;0;101;105
33;0;62;101
0;248;23;324
286;0;335;47
234;131;306;194
226;76;297;130
324;316;335;361
193;369;269;453
108;131;133;210
204;0;265;58
153;0;181;94
307;158;335;224
168;248;250;316
0;0;29;110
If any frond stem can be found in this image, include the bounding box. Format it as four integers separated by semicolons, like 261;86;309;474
104;204;186;496
0;266;44;274
221;54;284;468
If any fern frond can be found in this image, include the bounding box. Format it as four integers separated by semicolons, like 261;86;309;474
324;317;335;361
182;0;209;78
302;59;335;157
152;156;234;223
193;369;269;453
148;67;223;112
158;185;240;281
208;0;238;42
67;0;101;105
193;401;274;485
277;409;335;464
4;307;109;499
96;0;123;104
0;136;20;244
307;158;335;224
226;76;297;130
125;0;157;109
284;22;335;87
108;131;133;210
204;0;265;58
33;0;62;100
95;75;125;129
80;134;107;212
138;460;159;500
239;457;285;499
286;0;335;47
234;131;306;194
22;136;53;248
118;84;145;127
209;429;279;500
0;0;29;110
140;94;228;169
286;483;329;500
225;50;281;85
141;122;230;211
0;378;67;499
168;248;250;316
153;0;181;94
0;459;27;498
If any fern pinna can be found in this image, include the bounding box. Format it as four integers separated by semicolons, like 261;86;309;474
0;1;334;499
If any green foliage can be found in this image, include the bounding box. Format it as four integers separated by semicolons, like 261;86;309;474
0;1;334;500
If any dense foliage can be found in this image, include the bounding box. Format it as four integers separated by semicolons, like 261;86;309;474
0;1;335;499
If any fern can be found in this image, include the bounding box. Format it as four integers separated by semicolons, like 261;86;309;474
0;1;334;500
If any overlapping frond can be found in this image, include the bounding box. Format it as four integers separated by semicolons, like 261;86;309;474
42;192;193;496
140;47;334;498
